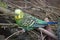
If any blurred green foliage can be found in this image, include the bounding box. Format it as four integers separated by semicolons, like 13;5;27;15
0;0;7;8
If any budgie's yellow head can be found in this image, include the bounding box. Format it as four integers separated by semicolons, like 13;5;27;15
15;9;24;19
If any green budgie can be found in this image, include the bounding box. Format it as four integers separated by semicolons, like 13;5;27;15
14;9;48;31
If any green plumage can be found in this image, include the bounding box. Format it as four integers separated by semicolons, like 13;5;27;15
15;9;48;31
